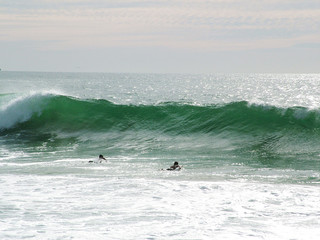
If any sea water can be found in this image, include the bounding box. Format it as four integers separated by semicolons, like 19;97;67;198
0;72;320;239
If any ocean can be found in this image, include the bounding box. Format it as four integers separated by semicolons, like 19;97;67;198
1;71;320;239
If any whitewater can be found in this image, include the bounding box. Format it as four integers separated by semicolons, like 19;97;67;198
1;72;320;239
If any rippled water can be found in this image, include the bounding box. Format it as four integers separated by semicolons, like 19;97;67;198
1;72;320;239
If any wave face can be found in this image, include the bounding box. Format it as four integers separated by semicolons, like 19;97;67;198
1;94;320;134
1;93;320;170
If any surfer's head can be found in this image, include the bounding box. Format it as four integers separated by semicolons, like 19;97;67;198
99;154;104;159
174;161;179;166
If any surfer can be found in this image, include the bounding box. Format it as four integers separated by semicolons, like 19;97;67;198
98;154;107;163
166;161;181;171
89;154;107;163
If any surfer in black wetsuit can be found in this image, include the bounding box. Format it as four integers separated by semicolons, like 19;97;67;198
89;154;107;163
166;161;181;171
98;154;107;163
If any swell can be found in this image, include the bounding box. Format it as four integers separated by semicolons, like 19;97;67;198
2;93;320;171
1;93;320;136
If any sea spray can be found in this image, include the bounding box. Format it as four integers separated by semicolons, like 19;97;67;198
0;93;56;129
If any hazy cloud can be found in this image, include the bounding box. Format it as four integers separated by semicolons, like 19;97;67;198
0;0;319;72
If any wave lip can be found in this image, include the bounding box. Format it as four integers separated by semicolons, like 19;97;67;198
0;93;55;130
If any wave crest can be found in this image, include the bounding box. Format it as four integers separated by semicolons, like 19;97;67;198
0;93;54;130
1;94;320;136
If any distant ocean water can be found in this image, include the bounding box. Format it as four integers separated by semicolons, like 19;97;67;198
1;72;320;239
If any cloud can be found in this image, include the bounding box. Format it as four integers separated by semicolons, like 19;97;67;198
0;0;319;51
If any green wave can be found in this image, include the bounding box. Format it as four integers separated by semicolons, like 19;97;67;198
2;94;320;135
2;94;320;170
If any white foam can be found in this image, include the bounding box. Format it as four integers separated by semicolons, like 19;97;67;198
0;92;60;129
1;175;320;240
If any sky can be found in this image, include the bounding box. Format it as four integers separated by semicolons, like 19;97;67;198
0;0;320;73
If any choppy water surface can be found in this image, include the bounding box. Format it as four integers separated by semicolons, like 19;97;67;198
1;72;320;239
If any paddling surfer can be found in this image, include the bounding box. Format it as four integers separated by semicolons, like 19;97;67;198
98;154;107;163
166;161;181;171
89;154;107;163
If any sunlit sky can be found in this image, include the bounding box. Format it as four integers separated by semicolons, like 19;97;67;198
1;0;319;73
